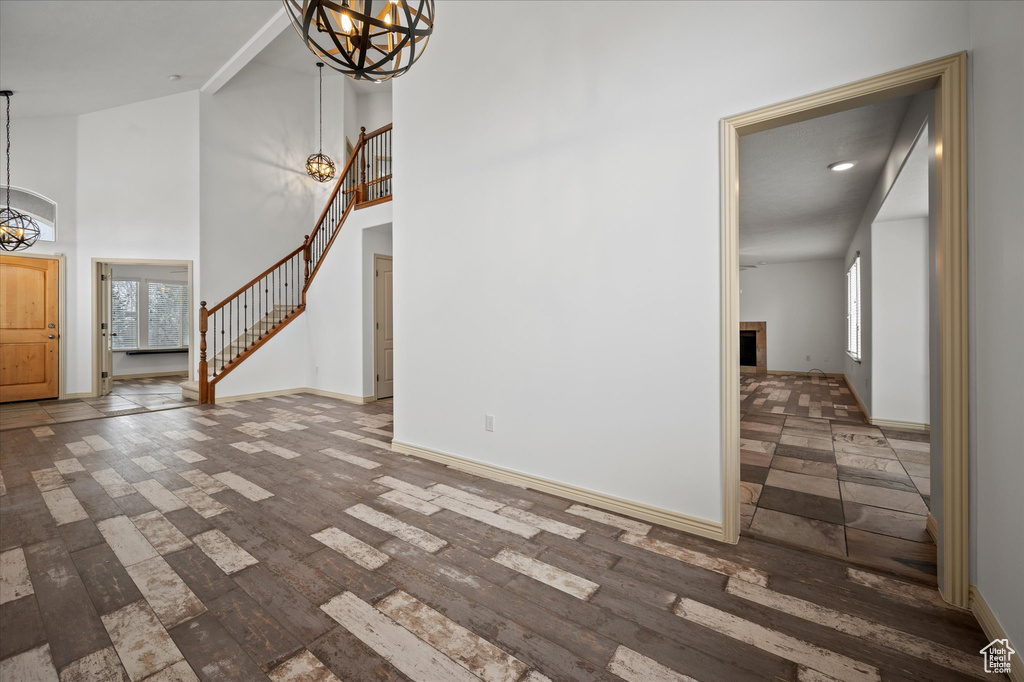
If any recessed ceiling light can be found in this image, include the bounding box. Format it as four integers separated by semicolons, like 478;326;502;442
828;161;855;171
168;75;181;81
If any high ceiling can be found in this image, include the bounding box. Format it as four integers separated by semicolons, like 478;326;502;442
0;0;281;117
739;95;913;264
254;29;394;96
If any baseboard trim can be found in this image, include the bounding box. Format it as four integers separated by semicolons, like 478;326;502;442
767;370;845;378
970;584;1022;682
869;417;930;432
216;386;373;404
304;388;375;404
391;440;725;542
114;371;189;380
842;374;871;421
926;513;938;544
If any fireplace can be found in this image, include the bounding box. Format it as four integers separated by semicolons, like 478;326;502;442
740;331;757;367
740;321;767;374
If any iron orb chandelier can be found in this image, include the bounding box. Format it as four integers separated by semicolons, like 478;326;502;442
0;91;41;252
306;152;336;183
0;207;41;252
284;0;434;82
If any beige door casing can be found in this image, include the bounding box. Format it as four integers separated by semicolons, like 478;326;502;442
0;254;61;402
99;263;114;396
719;53;968;607
374;254;394;400
91;258;195;398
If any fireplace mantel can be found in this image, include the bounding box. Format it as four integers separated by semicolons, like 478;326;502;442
740;321;767;375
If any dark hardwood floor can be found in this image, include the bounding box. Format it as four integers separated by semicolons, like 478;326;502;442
0;392;990;680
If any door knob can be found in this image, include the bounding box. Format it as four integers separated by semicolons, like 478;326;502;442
48;334;56;339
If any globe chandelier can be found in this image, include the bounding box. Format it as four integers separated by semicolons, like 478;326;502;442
0;91;41;252
306;63;337;183
284;0;434;82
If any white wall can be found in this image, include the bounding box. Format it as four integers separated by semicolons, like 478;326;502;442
7;93;201;396
844;91;933;414
870;218;929;424
199;61;320;305
739;261;845;373
393;0;971;522
304;203;392;400
968;0;1024;652
356;90;393;133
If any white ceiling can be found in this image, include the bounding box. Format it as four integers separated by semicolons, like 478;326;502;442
254;29;393;96
0;0;281;117
874;123;929;223
739;95;913;264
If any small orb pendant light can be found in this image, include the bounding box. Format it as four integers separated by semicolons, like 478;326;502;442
284;0;434;82
0;91;41;252
306;63;336;183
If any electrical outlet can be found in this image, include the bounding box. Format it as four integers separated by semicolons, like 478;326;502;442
485;415;495;432
806;355;811;361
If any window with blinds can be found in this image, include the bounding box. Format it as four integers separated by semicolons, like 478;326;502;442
846;255;861;360
111;280;140;350
148;282;189;348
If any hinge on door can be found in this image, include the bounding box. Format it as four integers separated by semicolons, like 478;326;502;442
376;374;379;381
376;270;378;276
101;322;107;330
101;371;109;379
376;322;379;329
101;274;106;281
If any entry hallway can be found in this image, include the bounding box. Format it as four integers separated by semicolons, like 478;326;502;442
0;394;990;681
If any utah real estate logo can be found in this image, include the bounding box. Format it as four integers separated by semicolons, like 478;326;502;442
980;638;1015;675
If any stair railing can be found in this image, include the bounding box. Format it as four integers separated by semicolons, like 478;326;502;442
198;123;393;404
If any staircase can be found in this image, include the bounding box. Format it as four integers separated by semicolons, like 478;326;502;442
182;124;393;404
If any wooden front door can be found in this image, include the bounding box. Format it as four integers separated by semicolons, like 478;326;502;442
374;254;394;399
0;255;60;402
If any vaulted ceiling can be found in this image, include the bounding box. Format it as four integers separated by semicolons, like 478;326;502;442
0;0;281;117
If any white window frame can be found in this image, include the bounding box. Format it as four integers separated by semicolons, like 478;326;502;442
111;278;141;351
846;255;862;361
146;280;190;349
111;277;189;352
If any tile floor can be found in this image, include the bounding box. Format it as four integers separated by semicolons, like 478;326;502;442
740;373;935;582
0;392;991;681
1;375;195;432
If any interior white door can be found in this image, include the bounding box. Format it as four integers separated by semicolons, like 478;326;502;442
100;263;114;395
374;255;393;399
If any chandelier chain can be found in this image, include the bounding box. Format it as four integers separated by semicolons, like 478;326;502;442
318;63;324;153
4;93;10;209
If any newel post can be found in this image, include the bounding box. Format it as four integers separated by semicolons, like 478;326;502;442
357;126;367;203
303;234;311;284
198;301;209;404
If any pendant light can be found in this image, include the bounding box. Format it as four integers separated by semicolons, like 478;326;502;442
306;63;336;183
284;0;434;82
0;91;41;252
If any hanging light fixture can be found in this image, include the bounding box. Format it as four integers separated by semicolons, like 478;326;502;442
306;63;337;183
0;91;41;252
283;0;434;82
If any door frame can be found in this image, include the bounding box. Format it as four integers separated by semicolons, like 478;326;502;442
1;251;68;400
373;253;393;400
719;53;969;606
91;258;195;398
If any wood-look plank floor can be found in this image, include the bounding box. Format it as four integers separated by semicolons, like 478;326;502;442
0;393;991;681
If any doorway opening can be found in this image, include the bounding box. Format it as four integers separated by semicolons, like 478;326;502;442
93;259;196;408
720;54;968;607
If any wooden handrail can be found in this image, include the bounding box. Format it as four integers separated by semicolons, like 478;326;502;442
198;122;392;404
206;244;304;315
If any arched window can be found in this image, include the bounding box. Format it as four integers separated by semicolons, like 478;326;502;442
3;186;57;241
